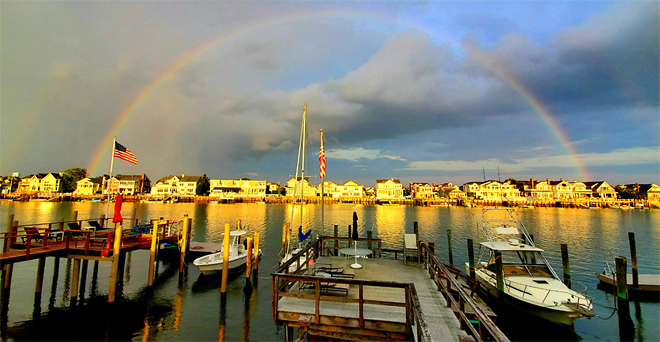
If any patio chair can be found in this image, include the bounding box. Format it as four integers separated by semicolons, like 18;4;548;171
88;221;104;231
403;233;418;264
298;272;351;296
21;227;44;243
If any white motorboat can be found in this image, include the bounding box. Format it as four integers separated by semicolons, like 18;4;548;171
193;231;260;275
469;207;594;326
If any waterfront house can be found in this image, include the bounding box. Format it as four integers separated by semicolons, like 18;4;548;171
210;178;267;198
108;174;150;195
285;177;317;198
410;182;435;198
375;179;404;199
151;174;200;196
318;180;338;197
549;179;575;199
18;173;62;194
434;182;464;199
74;177;104;195
622;183;660;200
583;181;617;199
334;180;364;198
462;180;521;201
569;181;593;198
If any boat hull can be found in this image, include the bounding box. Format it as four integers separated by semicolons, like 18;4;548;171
475;270;587;326
193;249;260;275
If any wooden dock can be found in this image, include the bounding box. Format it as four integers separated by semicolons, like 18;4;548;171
597;272;660;293
1;214;192;304
273;238;508;342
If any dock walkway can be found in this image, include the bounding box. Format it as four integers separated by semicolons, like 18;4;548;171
277;257;464;341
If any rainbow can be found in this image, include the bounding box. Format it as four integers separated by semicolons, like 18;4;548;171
89;10;589;181
463;43;591;181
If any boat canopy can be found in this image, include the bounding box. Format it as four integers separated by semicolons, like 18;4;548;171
480;241;544;252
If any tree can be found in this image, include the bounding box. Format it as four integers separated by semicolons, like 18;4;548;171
197;174;210;196
61;168;87;192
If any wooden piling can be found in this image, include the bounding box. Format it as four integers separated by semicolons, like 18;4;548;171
180;217;190;273
253;231;260;271
561;244;571;288
245;237;253;291
334;225;338;256
109;224;124;302
71;258;81;300
467;239;475;279
628;232;639;289
447;229;453;265
221;223;230;294
494;251;504;308
615;256;633;341
413;221;419;236
35;258;46;294
147;222;159;287
2;214;14;291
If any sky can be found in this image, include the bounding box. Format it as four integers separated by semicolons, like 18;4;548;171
1;1;658;187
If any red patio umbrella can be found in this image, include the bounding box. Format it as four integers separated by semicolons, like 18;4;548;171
113;194;123;224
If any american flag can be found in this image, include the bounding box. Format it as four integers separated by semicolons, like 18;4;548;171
114;141;138;164
319;133;326;179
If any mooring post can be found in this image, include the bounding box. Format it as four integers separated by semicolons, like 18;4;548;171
147;221;159;287
71;258;81;300
413;221;418;236
447;229;453;265
2;214;14;291
253;231;260;272
333;225;338;256
561;243;571;288
467;238;475;279
245;237;253;291
35;258;46;295
108;223;124;303
494;251;504;308
628;232;639;289
367;231;372;252
221;223;230;294
615;256;634;341
180;217;190;273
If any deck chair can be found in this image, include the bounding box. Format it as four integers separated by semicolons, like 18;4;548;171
68;222;86;238
298;273;350;296
312;263;346;275
403;234;419;264
88;221;104;231
21;227;44;243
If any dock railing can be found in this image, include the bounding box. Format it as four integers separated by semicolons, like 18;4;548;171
273;238;432;341
2;217;182;259
419;242;509;342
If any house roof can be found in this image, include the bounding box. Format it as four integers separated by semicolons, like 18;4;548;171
376;179;401;184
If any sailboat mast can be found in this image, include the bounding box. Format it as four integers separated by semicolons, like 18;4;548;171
299;103;307;235
286;103;306;256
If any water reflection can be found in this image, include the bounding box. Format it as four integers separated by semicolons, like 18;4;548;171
1;202;658;341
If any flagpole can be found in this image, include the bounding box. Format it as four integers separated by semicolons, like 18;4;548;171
105;136;116;221
320;129;324;237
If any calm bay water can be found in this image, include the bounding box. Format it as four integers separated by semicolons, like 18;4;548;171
1;201;658;341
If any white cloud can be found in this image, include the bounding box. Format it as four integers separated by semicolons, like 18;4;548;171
328;147;407;162
401;147;660;172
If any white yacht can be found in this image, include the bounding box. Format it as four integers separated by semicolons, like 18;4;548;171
469;207;594;326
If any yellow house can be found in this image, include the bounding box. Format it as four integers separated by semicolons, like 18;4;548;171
285;177;317;198
18;173;62;193
584;181;617;199
210;178;267;198
410;182;434;198
337;181;364;198
75;177;104;195
108;174;149;195
375;179;403;199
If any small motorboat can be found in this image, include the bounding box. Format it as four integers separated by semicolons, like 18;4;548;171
469;207;595;326
193;231;260;275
